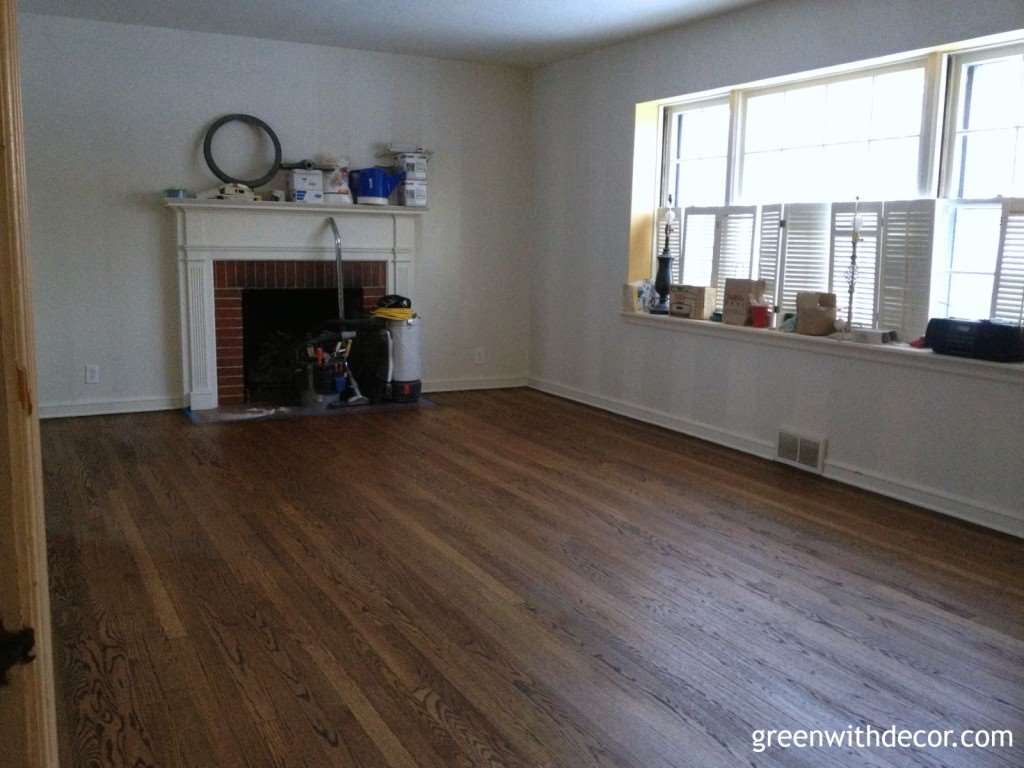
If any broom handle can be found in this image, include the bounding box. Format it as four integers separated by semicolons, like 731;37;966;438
328;217;345;320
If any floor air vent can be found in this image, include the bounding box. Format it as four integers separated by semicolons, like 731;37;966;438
776;431;826;473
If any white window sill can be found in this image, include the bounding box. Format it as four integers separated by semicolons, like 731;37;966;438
621;311;1024;385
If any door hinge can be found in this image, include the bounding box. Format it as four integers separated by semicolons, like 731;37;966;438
0;621;36;686
16;366;32;416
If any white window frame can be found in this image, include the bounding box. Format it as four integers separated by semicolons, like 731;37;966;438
659;95;732;208
939;41;1024;199
731;55;944;204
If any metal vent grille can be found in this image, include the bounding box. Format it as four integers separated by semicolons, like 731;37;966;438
776;431;827;473
777;432;800;463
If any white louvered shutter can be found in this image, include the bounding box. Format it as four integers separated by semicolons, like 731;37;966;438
681;207;717;287
992;198;1024;325
655;206;682;283
711;206;757;309
879;199;936;341
829;201;883;328
778;203;831;318
757;203;783;313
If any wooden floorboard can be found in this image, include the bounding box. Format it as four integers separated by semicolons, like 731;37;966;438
41;388;1024;767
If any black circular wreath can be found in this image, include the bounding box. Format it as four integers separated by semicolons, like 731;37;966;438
202;113;282;188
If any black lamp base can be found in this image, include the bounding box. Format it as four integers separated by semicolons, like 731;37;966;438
651;253;673;315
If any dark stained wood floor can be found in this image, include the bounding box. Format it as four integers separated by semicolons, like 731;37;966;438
41;389;1023;768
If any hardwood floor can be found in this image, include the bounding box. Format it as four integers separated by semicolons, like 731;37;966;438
41;388;1023;768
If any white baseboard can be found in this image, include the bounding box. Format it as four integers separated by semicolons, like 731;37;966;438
528;377;774;459
824;461;1024;539
423;376;528;393
38;377;528;418
528;377;1023;539
39;396;185;419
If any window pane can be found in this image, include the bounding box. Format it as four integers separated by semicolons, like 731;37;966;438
677;157;727;207
824;76;872;143
947;273;995;319
781;84;826;148
682;214;716;286
822;141;868;199
780;146;824;198
870;68;925;138
745;92;784;152
679;104;730;159
963;58;1024;130
957;129;1016;198
951;206;1001;274
740;151;781;202
864;137;919;199
1017;128;1024;193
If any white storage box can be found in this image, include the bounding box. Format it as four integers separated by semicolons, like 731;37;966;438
398;179;427;207
287;170;324;203
393;152;429;180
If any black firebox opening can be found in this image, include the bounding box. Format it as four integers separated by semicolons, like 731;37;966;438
242;287;363;402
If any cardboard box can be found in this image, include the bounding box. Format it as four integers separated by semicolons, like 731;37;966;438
796;292;837;336
287;170;324;203
723;279;766;326
669;285;716;320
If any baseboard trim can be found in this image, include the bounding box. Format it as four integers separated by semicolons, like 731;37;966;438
528;377;1023;539
527;378;775;459
824;461;1024;539
39;396;185;419
38;378;529;418
423;376;529;393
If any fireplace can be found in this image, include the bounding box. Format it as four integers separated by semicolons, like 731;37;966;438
170;201;422;410
213;260;385;404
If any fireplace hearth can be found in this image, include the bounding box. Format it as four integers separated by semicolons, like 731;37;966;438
214;260;385;404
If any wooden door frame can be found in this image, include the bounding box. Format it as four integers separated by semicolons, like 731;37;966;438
0;0;60;765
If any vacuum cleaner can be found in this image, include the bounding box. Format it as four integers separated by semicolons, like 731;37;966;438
299;219;422;408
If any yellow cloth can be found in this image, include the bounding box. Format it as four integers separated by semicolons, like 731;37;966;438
371;307;415;321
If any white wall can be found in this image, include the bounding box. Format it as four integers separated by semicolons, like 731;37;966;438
19;3;1024;535
20;14;532;415
529;0;1024;536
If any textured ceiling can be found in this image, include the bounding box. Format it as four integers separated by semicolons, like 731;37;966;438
19;0;762;67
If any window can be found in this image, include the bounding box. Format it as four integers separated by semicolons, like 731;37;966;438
934;43;1024;323
662;99;730;208
740;64;927;203
946;44;1024;198
651;37;1024;332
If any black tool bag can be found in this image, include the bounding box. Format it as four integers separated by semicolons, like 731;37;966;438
347;329;391;401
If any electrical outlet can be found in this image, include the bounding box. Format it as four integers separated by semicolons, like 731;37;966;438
472;347;486;365
85;364;100;384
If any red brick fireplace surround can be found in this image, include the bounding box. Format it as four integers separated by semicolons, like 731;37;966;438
213;260;385;404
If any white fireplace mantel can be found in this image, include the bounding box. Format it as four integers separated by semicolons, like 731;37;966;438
168;199;425;410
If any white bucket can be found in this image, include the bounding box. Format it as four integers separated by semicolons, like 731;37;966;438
388;318;422;382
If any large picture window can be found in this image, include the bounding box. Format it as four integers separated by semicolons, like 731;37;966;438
656;39;1024;330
